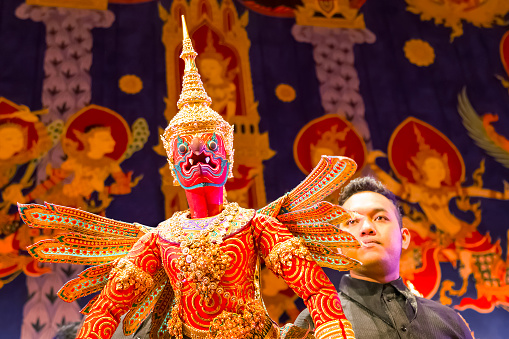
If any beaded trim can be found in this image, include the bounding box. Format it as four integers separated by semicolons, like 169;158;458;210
209;300;267;339
265;238;313;276
177;302;278;339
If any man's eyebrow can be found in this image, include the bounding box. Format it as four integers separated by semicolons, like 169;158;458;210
349;208;389;215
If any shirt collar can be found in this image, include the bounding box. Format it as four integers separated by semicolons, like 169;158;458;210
338;275;418;323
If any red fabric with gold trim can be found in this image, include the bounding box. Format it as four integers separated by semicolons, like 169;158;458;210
77;210;348;338
76;232;161;338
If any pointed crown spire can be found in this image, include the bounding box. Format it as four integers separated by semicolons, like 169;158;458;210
162;16;234;179
176;15;212;109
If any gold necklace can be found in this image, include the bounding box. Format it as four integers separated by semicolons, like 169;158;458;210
176;202;239;299
167;203;240;339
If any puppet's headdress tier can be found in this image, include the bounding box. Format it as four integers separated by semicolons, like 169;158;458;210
162;16;234;179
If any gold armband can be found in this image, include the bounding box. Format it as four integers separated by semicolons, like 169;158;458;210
315;319;355;339
108;258;154;293
266;238;313;276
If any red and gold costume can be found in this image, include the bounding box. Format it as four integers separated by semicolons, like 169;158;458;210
19;17;361;339
76;205;351;339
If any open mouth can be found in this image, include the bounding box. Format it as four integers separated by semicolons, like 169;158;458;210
183;152;218;172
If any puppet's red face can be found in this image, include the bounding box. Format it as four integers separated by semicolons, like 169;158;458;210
172;132;229;190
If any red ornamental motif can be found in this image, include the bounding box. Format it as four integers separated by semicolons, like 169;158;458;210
388;117;465;186
237;0;367;18
63;105;131;161
0;98;41;150
294;114;367;175
500;31;509;78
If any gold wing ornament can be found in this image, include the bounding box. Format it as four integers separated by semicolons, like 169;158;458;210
17;202;168;336
258;156;361;271
458;87;509;168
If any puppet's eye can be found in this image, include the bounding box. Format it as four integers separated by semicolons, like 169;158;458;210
178;144;188;154
207;140;217;151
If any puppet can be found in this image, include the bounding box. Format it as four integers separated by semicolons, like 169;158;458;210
19;17;361;339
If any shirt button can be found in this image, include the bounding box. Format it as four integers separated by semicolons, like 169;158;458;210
401;326;407;332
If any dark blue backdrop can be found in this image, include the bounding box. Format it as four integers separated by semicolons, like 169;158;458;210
1;0;508;337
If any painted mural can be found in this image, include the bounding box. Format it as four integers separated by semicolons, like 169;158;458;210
0;0;508;338
368;116;509;312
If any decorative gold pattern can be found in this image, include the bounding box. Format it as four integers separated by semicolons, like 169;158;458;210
406;0;509;41
162;17;234;180
164;202;248;338
265;238;313;277
109;258;154;294
176;204;240;298
183;322;210;339
295;0;366;29
209;300;266;338
340;319;355;339
315;319;355;339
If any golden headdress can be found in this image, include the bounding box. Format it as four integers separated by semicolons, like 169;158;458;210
162;16;234;181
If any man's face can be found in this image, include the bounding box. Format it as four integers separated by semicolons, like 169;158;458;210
172;132;229;189
340;191;410;277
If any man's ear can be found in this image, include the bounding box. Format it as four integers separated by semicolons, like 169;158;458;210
401;228;411;250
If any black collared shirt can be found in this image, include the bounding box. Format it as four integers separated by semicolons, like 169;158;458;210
295;275;474;339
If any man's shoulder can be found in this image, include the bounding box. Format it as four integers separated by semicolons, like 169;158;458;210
415;296;471;325
415;295;458;313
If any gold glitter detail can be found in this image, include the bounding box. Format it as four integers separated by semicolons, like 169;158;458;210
265;237;313;277
209;300;266;339
108;258;153;294
176;203;239;300
162;16;234;180
183;323;210;339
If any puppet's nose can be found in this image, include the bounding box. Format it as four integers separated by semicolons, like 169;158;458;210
190;137;204;154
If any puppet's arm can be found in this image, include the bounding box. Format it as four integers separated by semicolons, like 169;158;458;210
77;232;161;339
252;214;355;339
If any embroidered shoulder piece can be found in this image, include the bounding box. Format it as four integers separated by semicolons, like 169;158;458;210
109;258;154;294
266;238;313;277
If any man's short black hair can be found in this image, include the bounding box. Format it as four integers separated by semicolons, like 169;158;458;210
338;176;403;228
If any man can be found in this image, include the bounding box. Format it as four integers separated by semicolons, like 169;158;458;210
295;176;474;338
